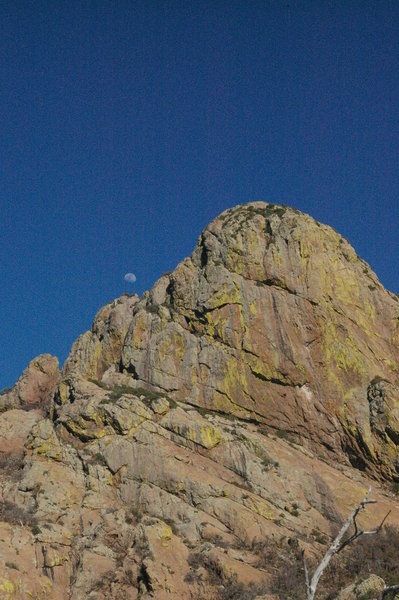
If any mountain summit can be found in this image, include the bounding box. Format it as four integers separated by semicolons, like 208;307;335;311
1;202;398;598
64;202;399;478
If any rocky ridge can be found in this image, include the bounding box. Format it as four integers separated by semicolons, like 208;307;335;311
0;202;398;599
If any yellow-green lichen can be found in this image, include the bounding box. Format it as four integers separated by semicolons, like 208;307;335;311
177;423;222;449
222;355;249;401
246;353;291;386
207;283;242;311
323;319;367;382
244;496;275;520
158;329;185;363
0;578;17;598
131;312;149;350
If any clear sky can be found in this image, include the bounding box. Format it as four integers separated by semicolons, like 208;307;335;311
1;1;398;389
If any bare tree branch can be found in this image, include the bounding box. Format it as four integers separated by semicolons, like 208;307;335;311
302;550;310;598
338;507;391;552
380;584;399;600
303;487;391;600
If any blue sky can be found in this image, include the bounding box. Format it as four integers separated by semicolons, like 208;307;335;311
1;1;398;389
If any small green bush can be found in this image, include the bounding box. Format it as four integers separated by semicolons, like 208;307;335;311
312;528;328;545
276;429;296;444
107;385;136;402
88;378;110;390
88;452;107;467
134;387;176;408
31;525;42;535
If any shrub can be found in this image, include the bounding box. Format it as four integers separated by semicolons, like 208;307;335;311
88;378;110;390
107;385;139;402
188;551;206;571
312;528;328;545
219;577;270;600
0;501;31;525
31;525;42;535
125;506;142;526
134;387;176;409
0;452;24;476
87;452;107;467
276;429;296;444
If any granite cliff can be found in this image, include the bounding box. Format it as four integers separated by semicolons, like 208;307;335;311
0;202;398;599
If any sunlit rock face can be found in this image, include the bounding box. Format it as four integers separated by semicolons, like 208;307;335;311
69;202;399;479
1;203;399;599
0;353;60;411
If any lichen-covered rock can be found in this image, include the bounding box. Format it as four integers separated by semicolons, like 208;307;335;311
355;575;386;599
63;294;139;379
368;378;399;446
160;407;223;448
0;373;398;598
26;418;63;460
151;397;170;415
1;203;399;598
336;574;386;599
54;203;399;479
113;203;399;479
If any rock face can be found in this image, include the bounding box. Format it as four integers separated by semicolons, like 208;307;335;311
1;354;60;411
65;202;399;479
0;203;398;599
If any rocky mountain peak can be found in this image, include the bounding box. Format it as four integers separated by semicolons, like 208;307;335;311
1;203;398;599
63;201;398;478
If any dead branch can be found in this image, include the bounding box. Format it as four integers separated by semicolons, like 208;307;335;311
303;487;391;600
303;549;310;597
380;584;399;600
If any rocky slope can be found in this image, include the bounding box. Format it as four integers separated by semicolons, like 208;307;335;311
0;202;398;599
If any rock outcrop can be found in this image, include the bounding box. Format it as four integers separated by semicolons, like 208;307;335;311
63;202;399;480
0;354;60;411
0;203;398;599
335;574;386;599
